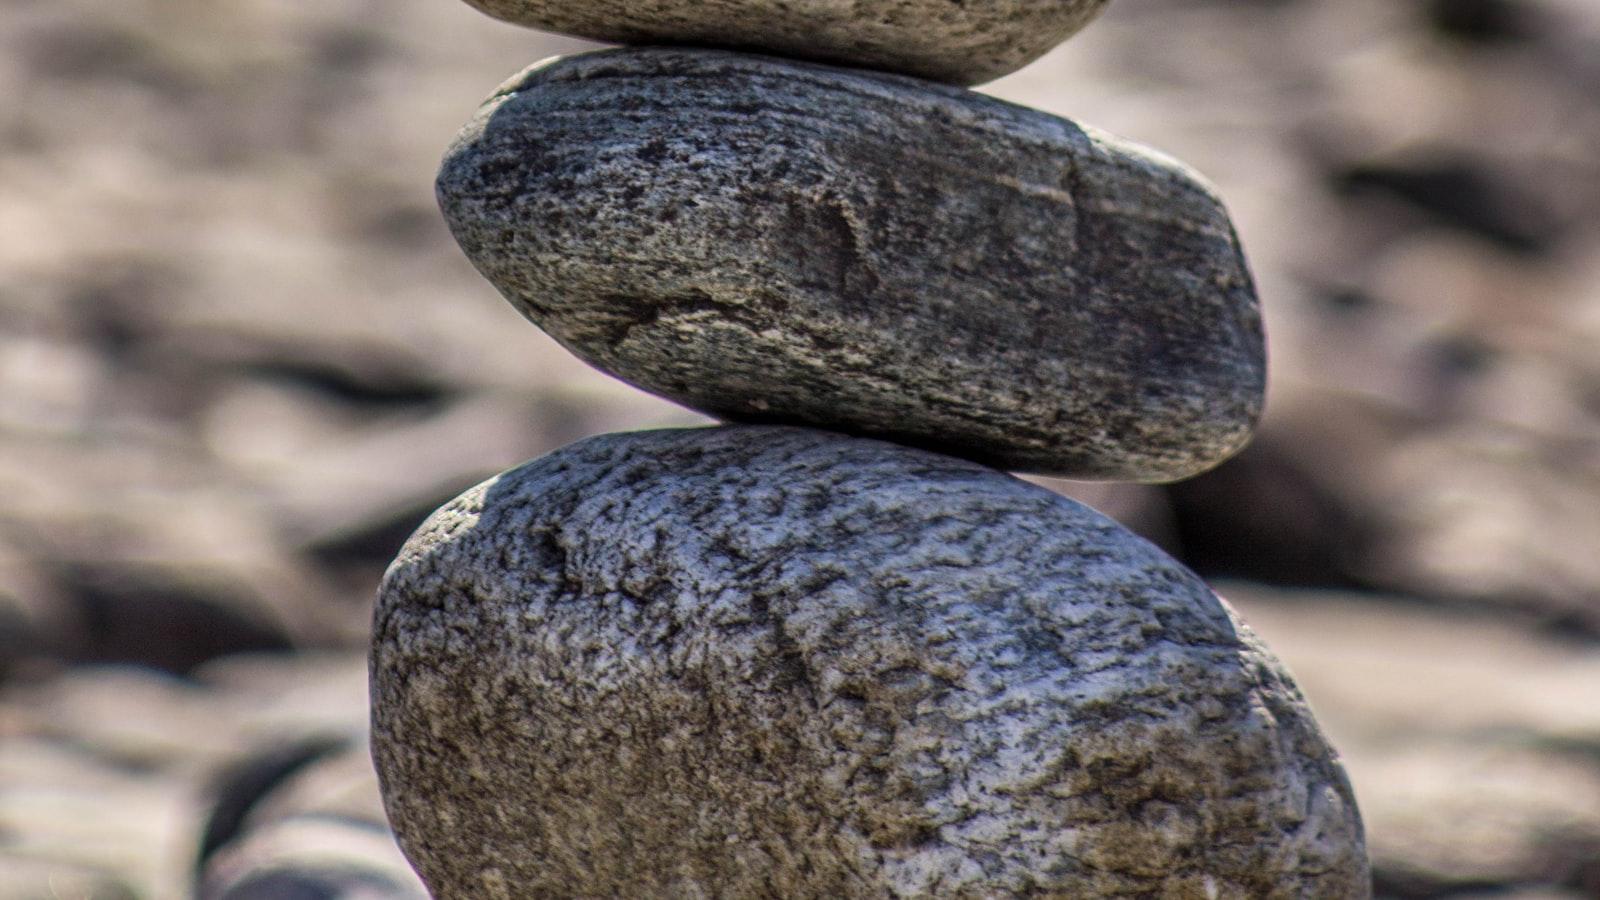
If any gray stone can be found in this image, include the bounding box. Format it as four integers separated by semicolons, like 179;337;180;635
437;49;1265;482
457;0;1111;86
370;426;1368;898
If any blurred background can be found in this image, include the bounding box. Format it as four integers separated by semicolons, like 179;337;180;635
2;0;1598;896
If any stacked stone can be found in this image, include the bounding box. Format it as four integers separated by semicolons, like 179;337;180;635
371;3;1371;897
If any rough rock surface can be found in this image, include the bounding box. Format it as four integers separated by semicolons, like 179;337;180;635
7;1;1600;896
371;426;1367;898
438;48;1265;482
457;0;1110;85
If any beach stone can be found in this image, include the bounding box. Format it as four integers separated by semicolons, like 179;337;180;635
456;0;1111;85
370;426;1367;898
438;49;1265;482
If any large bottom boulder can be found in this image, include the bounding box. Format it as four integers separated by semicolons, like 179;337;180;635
370;425;1367;897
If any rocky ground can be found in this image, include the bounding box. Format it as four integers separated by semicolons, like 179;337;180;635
1;0;1597;896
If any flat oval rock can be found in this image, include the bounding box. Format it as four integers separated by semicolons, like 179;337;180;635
457;0;1111;85
371;426;1368;897
438;49;1266;481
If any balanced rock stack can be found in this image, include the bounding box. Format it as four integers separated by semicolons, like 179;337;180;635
371;3;1371;897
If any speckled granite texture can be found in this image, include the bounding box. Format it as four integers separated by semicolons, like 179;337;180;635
371;426;1367;898
457;0;1111;85
437;49;1266;483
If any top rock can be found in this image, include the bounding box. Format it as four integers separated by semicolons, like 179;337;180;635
457;0;1112;85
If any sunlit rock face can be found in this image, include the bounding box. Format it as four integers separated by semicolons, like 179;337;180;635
456;0;1112;85
371;426;1367;898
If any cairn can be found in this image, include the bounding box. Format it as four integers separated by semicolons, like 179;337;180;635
370;3;1370;897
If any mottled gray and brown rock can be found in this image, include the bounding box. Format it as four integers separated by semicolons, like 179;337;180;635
371;426;1367;898
458;0;1111;85
438;49;1265;482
